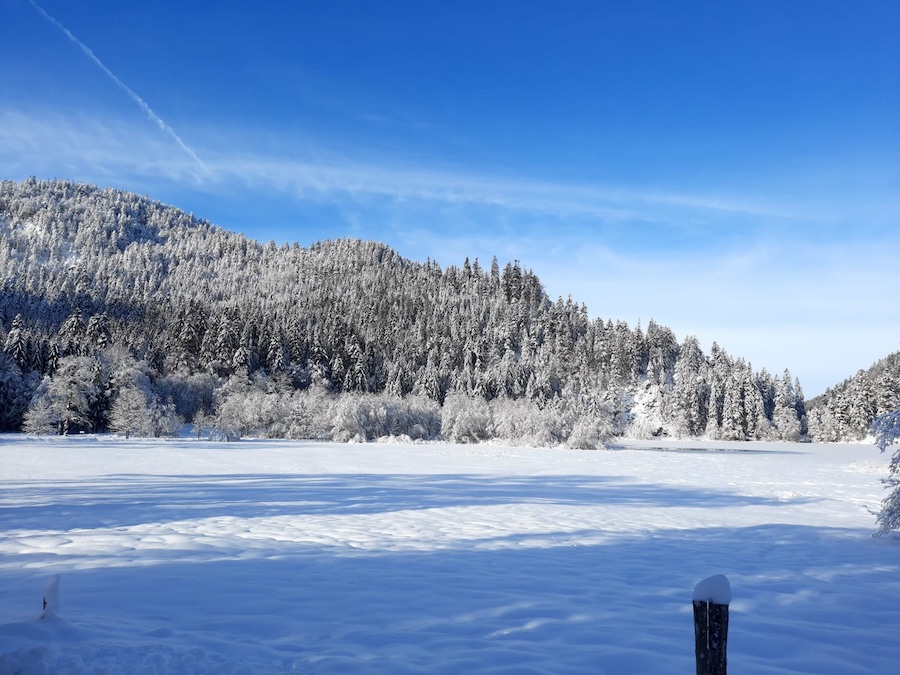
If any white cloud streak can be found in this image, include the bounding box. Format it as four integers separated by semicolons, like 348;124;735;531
1;107;798;228
27;0;210;177
207;155;801;226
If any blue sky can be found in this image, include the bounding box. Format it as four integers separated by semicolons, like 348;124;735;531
2;0;898;397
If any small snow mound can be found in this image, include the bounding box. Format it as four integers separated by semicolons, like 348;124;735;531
845;460;888;474
693;574;731;605
40;575;60;620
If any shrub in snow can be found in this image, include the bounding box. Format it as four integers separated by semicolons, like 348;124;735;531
490;397;545;444
157;371;220;422
372;396;441;441
567;418;607;450
150;401;181;437
191;408;216;439
331;395;368;443
806;406;841;443
212;374;290;438
441;393;493;443
773;404;802;442
872;410;900;534
284;387;335;440
328;393;442;442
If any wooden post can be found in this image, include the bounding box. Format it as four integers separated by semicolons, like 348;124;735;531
693;574;730;675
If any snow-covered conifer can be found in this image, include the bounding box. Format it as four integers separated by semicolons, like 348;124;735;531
873;410;900;534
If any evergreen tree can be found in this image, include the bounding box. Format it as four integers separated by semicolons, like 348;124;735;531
872;410;900;534
3;314;29;368
720;373;746;440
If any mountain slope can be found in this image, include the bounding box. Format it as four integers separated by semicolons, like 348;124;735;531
1;178;807;443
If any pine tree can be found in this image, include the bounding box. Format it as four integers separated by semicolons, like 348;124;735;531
0;352;31;430
3;314;28;368
58;308;86;357
720;373;746;441
872;410;900;534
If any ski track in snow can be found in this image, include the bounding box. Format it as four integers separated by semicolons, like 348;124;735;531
0;435;898;674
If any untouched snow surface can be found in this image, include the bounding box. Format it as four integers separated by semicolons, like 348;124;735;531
0;435;898;674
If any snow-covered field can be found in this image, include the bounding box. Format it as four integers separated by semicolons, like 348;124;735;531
1;435;897;674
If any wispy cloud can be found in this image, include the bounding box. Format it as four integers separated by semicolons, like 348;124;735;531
0;103;802;230
27;0;209;177
207;152;800;223
0;111;200;182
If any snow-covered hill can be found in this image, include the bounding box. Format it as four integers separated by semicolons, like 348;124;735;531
0;178;813;442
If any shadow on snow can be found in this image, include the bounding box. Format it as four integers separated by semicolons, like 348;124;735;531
0;524;898;675
0;471;816;531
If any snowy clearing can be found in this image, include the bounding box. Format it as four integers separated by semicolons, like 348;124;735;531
1;435;898;674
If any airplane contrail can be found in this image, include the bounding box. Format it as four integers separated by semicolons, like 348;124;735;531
28;0;211;176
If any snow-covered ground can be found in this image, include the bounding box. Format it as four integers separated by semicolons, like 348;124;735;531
1;435;897;674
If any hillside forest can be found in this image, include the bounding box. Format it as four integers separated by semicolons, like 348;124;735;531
1;179;897;445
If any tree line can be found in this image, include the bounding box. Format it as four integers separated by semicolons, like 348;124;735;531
806;352;900;442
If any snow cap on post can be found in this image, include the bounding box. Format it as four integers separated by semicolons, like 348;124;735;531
693;574;731;605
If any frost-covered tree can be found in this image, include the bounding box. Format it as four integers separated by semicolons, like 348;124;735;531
21;380;57;435
108;386;152;438
34;355;101;435
872;410;900;534
3;314;29;368
669;336;707;437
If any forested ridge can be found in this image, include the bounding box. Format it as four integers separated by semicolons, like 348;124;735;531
0;177;884;444
805;353;900;442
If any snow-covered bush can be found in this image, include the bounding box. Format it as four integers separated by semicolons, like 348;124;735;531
488;396;611;449
490;397;544;444
211;373;292;439
567;418;608;450
873;410;900;534
441;393;493;443
108;387;181;439
331;395;368;443
373;396;440;441
284;387;334;440
773;405;802;442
